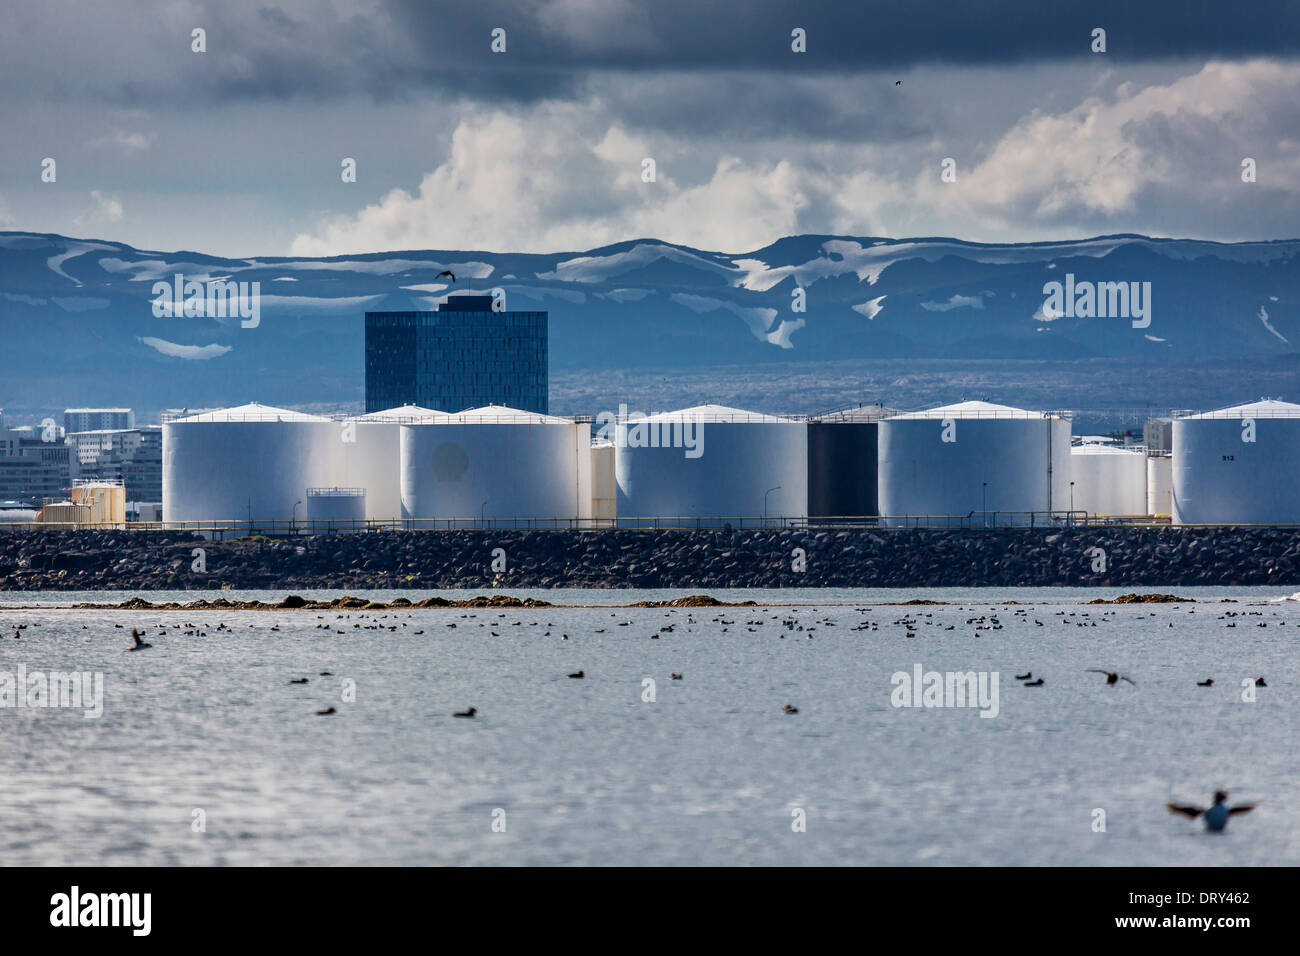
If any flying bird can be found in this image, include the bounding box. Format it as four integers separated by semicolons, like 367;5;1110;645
128;629;152;651
1088;669;1136;686
1167;791;1255;832
437;270;455;283
895;80;902;86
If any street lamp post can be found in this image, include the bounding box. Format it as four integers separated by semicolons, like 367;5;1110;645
982;482;988;528
292;499;302;534
764;486;782;527
1070;481;1076;526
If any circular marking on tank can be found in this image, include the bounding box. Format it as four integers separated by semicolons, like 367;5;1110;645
432;442;469;482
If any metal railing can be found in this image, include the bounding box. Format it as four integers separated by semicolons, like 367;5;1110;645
14;512;1300;534
1171;406;1300;419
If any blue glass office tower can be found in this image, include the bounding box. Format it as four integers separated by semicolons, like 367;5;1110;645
365;295;548;414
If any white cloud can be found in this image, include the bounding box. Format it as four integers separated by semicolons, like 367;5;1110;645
290;105;811;256
73;190;124;228
918;59;1300;234
289;60;1300;256
91;129;154;153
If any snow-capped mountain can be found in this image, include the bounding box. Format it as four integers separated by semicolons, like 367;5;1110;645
0;231;1295;418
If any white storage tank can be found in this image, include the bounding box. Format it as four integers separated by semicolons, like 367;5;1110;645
1172;399;1300;524
401;405;592;528
1069;444;1147;517
0;504;41;524
307;487;366;530
878;401;1071;527
341;405;444;523
591;441;616;525
614;404;807;528
1146;455;1172;517
163;403;340;528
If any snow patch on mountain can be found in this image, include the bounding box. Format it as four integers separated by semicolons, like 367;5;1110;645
138;337;233;360
1258;306;1289;343
671;292;781;343
46;241;115;285
537;243;737;283
921;294;986;312
852;296;887;320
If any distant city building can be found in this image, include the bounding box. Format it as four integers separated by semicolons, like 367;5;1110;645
64;408;134;433
0;428;73;506
1144;418;1172;454
66;427;163;503
365;294;548;414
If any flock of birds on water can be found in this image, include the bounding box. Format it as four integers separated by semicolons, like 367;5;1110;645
10;598;1290;833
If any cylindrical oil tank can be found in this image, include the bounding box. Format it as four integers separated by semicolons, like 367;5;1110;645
808;404;896;520
1172;400;1300;524
878;401;1071;527
163;403;341;527
1146;455;1172;517
0;505;39;524
614;404;807;528
342;405;444;523
1069;444;1147;517
590;441;616;525
401;405;592;528
306;487;366;530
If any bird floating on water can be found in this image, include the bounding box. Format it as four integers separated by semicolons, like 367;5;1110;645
454;706;478;718
1023;677;1044;686
568;670;585;679
1197;678;1214;687
1167;791;1254;831
1015;671;1032;680
316;707;336;716
782;704;798;714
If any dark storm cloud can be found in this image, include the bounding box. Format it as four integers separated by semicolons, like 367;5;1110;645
592;73;934;144
5;1;1296;110
383;0;1300;73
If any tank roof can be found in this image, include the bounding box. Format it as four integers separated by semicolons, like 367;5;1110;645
428;404;576;425
810;403;898;423
628;403;795;424
1179;399;1300;420
167;402;331;423
886;400;1057;421
354;404;447;422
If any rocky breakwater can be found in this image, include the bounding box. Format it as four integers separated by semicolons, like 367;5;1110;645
0;526;1297;591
